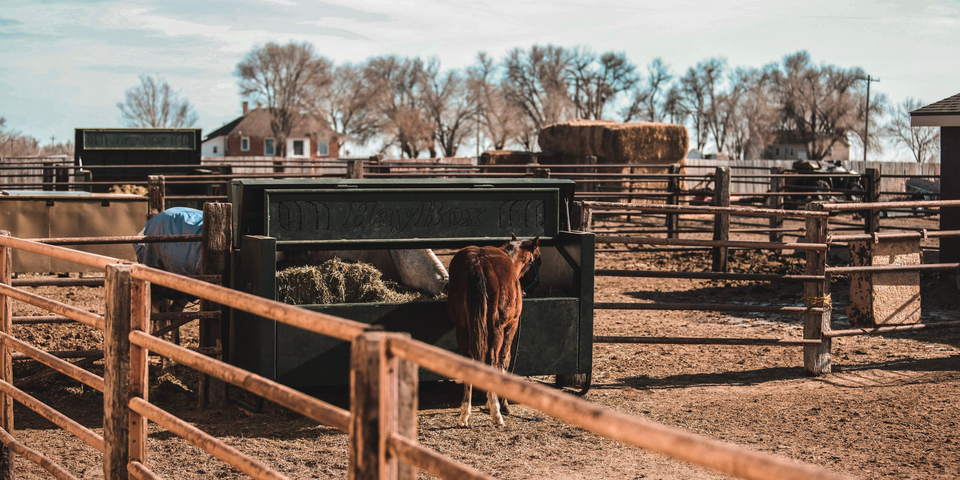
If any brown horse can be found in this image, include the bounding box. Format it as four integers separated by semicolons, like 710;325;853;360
446;234;540;426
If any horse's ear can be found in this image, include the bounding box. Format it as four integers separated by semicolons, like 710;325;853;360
511;233;518;241
528;236;540;250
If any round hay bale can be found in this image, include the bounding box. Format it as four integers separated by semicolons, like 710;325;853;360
276;257;442;305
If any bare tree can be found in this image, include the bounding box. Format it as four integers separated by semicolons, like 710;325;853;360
680;58;725;153
569;48;638;120
39;139;74;157
502;45;573;148
621;58;673;123
422;60;476;157
305;62;382;154
772;51;864;160
236;42;332;157
117;74;198;128
727;66;779;159
704;63;747;155
662;85;689;125
885;97;940;163
0;117;40;158
849;88;888;159
365;55;434;158
467;53;523;151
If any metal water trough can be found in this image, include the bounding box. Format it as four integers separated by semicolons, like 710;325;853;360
226;178;594;387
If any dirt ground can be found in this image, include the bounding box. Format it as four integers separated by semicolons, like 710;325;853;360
6;213;960;479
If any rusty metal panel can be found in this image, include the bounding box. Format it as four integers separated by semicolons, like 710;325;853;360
0;196;146;273
847;238;921;326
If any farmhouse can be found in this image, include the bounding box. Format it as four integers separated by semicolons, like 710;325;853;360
762;130;850;161
201;102;340;159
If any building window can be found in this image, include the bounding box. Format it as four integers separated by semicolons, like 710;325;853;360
265;138;275;156
241;137;250;151
213;146;218;154
293;140;304;156
788;147;794;157
317;139;329;156
775;147;780;157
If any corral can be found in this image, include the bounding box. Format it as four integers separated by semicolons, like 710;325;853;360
0;155;957;479
6;229;958;479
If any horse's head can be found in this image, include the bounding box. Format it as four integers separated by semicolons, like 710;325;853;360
502;233;541;282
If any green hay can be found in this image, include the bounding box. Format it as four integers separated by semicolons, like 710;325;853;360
276;257;444;305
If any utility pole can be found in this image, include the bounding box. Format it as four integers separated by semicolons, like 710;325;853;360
863;75;880;162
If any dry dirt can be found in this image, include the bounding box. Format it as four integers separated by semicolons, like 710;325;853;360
7;215;960;479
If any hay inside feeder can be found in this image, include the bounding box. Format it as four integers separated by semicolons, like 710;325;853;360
277;257;443;305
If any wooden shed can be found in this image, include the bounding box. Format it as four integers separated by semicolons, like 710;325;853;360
911;93;959;268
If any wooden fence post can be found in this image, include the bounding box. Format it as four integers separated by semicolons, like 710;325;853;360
350;332;417;480
215;165;233;197
864;168;881;234
370;155;386;176
381;334;417;480
147;175;165;220
351;332;382;480
199;203;232;409
346;160;365;179
803;202;832;375
42;161;54;192
129;276;151;472
712;166;731;272
0;232;13;479
666;165;680;239
769;167;785;243
582;156;597;194
104;263;132;480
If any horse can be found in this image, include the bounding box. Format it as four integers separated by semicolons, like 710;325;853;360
446;234;540;426
133;206;203;310
133;207;204;364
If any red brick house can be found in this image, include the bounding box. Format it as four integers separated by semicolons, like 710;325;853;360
202;102;340;158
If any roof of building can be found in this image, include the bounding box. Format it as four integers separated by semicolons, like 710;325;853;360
204;108;334;140
910;93;960;116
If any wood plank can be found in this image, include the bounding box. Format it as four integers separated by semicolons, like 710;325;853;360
104;264;132;480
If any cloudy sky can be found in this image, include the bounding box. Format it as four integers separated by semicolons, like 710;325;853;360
1;0;957;158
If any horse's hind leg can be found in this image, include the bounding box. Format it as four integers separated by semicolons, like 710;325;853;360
458;383;472;427
498;325;519;415
486;390;504;426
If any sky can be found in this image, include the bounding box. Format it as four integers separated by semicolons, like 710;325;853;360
1;0;958;160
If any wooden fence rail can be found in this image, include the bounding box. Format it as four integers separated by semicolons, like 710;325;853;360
0;230;860;480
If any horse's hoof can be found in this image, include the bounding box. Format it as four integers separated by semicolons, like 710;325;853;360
492;415;505;426
458;414;470;427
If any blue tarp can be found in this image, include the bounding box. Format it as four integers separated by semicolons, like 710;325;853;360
133;207;203;276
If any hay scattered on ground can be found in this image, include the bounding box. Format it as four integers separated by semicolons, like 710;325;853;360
108;184;149;195
277;257;443;305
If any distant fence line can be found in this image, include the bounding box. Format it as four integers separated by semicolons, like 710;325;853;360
684;159;940;195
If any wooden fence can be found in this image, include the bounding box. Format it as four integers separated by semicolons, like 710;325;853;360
582;198;960;377
0;226;856;479
685;158;940;196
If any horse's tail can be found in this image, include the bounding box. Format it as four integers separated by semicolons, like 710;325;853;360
465;264;489;364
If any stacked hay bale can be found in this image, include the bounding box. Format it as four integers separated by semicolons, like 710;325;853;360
478;150;538;174
277;257;442;305
537;119;688;203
